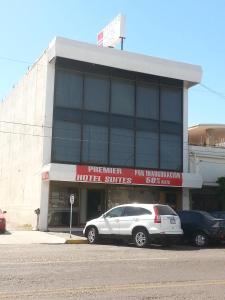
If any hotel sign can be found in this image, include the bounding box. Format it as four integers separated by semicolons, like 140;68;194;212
75;165;182;187
97;14;125;48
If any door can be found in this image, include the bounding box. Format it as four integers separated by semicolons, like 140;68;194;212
87;189;105;221
98;206;125;235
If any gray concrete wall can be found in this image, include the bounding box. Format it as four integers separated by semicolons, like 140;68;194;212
0;54;50;228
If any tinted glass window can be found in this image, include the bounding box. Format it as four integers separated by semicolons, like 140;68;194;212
155;205;177;216
136;83;159;119
53;62;183;171
110;128;134;167
123;207;140;216
83;111;108;126
136;119;158;132
105;207;124;218
55;70;82;109
84;75;109;112
82;125;108;164
136;131;159;168
111;79;135;116
111;115;134;129
52;121;81;162
160;134;182;170
54;107;82;123
123;206;151;216
160;86;182;122
160;122;182;135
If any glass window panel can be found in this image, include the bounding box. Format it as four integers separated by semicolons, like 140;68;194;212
160;86;182;122
110;128;134;167
52;121;81;163
136;131;159;168
160;134;182;170
83;111;108;126
136;118;159;132
111;79;135;116
160;77;182;87
83;125;108;164
54;107;82;123
84;75;109;112
111;115;134;129
55;70;82;109
136;83;159;119
160;121;182;135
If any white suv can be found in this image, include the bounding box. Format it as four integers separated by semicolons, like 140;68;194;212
83;204;183;247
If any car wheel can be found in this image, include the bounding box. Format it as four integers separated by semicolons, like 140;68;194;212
133;228;149;248
193;232;208;247
86;227;99;244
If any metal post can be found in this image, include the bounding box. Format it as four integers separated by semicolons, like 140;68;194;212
120;37;125;50
70;201;73;238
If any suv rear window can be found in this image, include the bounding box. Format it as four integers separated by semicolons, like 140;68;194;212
155;205;177;216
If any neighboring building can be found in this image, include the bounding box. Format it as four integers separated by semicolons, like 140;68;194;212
189;124;225;211
0;37;202;230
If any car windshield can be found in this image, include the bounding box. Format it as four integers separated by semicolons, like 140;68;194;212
200;211;219;220
211;212;225;219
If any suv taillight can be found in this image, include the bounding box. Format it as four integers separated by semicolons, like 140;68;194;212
154;207;161;223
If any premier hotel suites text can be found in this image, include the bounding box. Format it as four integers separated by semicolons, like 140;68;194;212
75;166;182;186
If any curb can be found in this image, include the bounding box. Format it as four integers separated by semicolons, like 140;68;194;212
65;239;88;244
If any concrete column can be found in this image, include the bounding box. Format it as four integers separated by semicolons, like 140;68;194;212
39;181;50;231
182;188;190;210
80;188;87;224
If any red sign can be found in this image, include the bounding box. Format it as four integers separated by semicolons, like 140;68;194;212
75;165;182;187
42;171;49;181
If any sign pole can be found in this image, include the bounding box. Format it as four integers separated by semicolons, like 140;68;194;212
69;194;75;238
120;37;125;50
69;202;73;238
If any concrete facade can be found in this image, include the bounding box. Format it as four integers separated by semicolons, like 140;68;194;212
188;125;225;210
189;145;225;186
0;37;202;230
0;53;51;228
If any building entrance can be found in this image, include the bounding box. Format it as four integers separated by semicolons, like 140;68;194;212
87;189;105;221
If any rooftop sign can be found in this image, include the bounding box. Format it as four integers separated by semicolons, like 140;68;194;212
97;14;125;48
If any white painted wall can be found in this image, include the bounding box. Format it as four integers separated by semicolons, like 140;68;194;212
189;145;225;186
0;54;50;228
48;37;202;86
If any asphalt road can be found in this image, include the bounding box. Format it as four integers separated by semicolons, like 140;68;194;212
0;243;225;299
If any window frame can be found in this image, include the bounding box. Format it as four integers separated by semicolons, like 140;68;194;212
52;61;183;172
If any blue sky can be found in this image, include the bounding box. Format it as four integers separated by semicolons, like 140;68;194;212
0;0;224;126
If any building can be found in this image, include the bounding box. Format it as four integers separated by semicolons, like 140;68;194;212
0;37;202;230
189;124;225;211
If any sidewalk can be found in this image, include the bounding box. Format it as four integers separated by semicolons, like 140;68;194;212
0;230;88;245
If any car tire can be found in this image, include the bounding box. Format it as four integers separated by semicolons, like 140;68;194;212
133;228;149;248
192;232;208;247
86;226;99;244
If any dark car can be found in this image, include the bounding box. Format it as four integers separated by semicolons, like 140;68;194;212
178;210;225;247
210;211;225;220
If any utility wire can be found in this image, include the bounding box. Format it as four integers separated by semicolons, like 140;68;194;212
199;83;225;100
0;56;31;64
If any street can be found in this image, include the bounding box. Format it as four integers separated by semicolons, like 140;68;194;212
0;243;225;299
